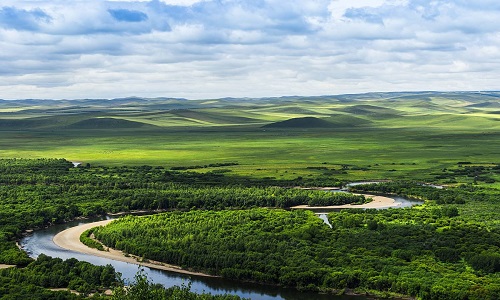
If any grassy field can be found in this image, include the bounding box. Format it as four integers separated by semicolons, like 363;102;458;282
1;92;499;184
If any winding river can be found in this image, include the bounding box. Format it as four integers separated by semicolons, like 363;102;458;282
20;190;422;300
21;217;362;300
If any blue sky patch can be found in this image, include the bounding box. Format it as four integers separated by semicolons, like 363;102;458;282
0;6;51;31
108;9;148;23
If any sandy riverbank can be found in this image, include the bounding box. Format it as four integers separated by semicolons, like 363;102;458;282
291;194;400;210
52;219;214;277
0;264;15;269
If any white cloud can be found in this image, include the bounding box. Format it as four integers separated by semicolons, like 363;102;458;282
0;0;499;99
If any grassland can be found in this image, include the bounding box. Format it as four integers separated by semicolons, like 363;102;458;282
0;92;499;183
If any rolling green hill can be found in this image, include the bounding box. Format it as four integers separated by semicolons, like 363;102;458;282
65;117;156;129
0;91;499;183
341;104;402;118
263;117;335;128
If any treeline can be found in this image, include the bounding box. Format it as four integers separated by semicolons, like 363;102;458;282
93;208;500;299
350;181;500;204
435;163;500;183
0;159;342;187
0;254;117;298
308;193;369;206
170;162;239;170
0;279;81;300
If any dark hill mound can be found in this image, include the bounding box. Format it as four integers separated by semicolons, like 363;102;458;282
466;102;500;108
66;118;155;129
263;117;334;128
0;118;54;129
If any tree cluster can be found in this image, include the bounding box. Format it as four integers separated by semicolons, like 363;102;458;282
350;181;499;204
0;254;117;299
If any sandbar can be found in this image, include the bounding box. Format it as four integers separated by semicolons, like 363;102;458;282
53;219;214;277
291;194;400;210
0;264;15;269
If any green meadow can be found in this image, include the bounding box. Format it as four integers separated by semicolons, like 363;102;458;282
1;92;499;183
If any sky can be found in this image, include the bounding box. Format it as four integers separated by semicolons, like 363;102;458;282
0;0;499;100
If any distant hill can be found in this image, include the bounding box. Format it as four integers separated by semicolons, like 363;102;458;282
170;109;261;125
263;117;335;128
66;118;156;129
466;102;500;108
324;114;372;127
1;91;500;131
342;104;401;117
0;118;54;129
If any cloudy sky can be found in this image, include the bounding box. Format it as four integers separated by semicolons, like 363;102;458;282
0;0;499;99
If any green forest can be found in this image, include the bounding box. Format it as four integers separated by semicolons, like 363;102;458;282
92;202;500;299
1;159;500;299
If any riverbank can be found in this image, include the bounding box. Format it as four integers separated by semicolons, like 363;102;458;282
0;264;15;269
291;194;399;210
53;219;215;278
